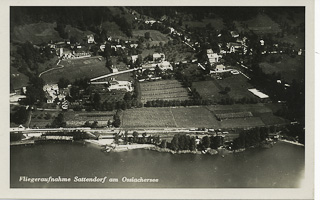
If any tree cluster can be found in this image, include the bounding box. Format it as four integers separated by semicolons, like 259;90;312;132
232;127;269;150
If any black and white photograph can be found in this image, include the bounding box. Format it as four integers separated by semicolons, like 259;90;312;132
2;0;316;199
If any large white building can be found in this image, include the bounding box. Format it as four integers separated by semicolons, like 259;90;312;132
108;80;133;92
207;49;222;65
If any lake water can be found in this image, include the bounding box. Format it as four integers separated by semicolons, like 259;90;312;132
10;142;305;188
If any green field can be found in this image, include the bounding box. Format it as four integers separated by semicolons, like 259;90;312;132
121;107;177;128
29;110;60;128
41;57;110;84
163;44;196;63
183;17;225;31
11;22;62;44
64;111;116;127
133;30;170;46
259;55;305;83
215;75;258;100
170;107;219;128
121;103;287;129
235;14;281;34
140;80;189;103
192;80;224;102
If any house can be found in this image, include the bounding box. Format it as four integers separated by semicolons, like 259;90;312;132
153;53;165;62
230;31;239;38
260;39;265;46
207;49;222;65
43;84;66;103
227;42;243;53
145;20;157;25
131;55;139;63
87;34;95;44
215;64;226;72
111;65;118;73
168;27;175;34
130;43;139;48
108;80;133;92
141;63;158;71
100;44;106;51
158;61;173;71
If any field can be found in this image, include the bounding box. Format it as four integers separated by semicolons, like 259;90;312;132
214;75;258;100
121;108;177;128
235;14;281;35
41;57;110;84
192;80;224;102
259;55;305;83
64;111;116;127
140;79;190;104
133;30;171;46
163;44;196;63
121;103;287;129
10;67;29;90
11;22;62;44
29;110;60;128
170;107;219;128
183;17;225;31
102;22;129;40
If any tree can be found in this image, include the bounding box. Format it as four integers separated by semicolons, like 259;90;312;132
144;32;151;40
10;107;28;125
202;136;211;148
93;93;101;108
132;131;139;143
58;77;70;89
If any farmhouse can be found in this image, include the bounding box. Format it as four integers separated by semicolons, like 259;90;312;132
207;49;222;65
227;42;243;53
145;20;157;25
153;53;165;62
87;34;95;44
158;61;173;71
108;80;133;92
215;64;226;72
110;65;118;73
130;43;138;48
43;84;66;103
131;55;139;63
230;31;239;38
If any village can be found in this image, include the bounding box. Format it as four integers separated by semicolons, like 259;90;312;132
10;7;306;152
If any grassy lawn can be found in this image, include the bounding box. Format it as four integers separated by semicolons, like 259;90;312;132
259;55;305;83
41;57;110;84
140;80;189;104
10;67;29;90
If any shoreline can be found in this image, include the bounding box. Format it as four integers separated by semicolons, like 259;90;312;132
279;139;304;147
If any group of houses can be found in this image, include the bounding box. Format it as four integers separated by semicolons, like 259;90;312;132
141;53;173;72
43;84;69;109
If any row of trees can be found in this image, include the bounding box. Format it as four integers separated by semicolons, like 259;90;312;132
161;134;225;152
232;127;270;150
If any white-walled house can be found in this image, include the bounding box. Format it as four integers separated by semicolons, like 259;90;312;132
108;80;133;92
